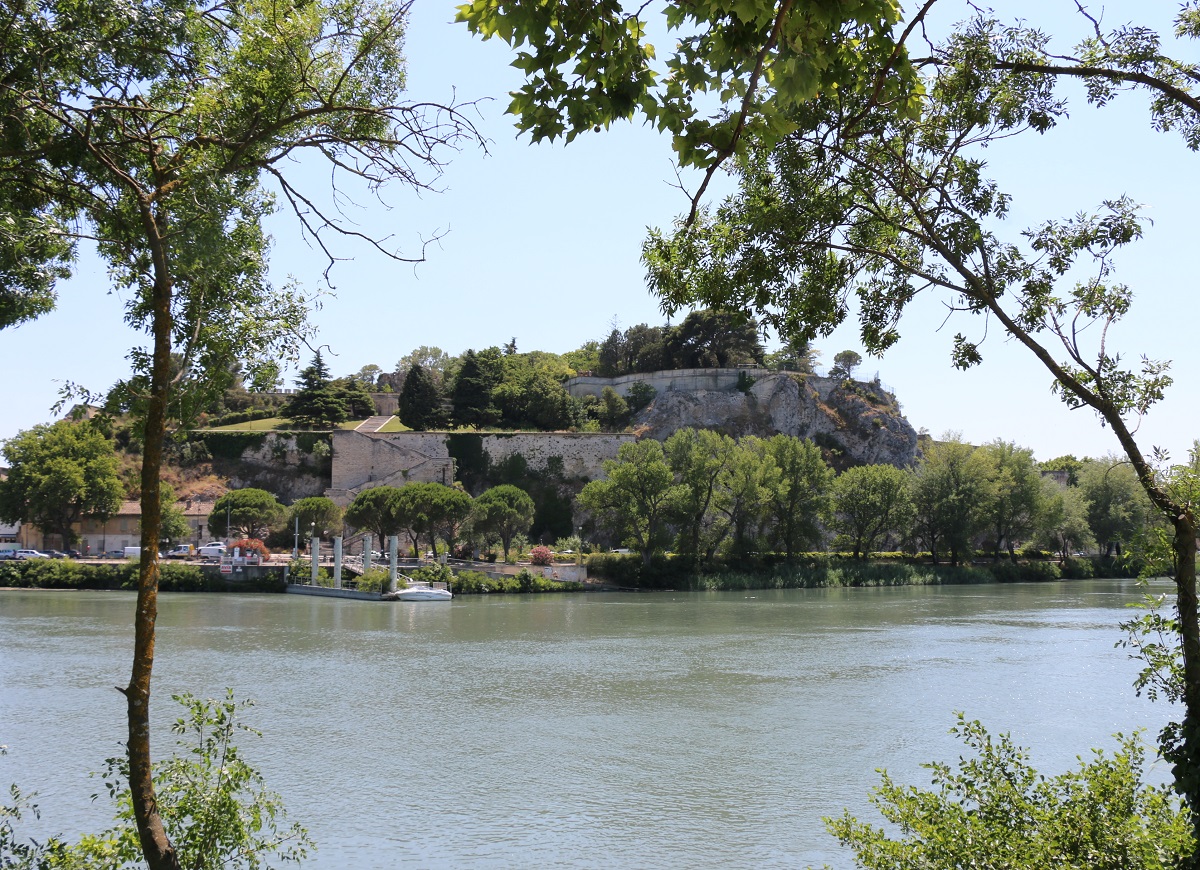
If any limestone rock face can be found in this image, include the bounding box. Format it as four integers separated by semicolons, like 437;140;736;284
632;373;918;469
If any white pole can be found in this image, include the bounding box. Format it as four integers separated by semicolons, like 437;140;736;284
388;535;398;593
363;533;373;575
333;536;343;589
310;537;319;585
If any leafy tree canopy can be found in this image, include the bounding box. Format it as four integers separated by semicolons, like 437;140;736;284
209;489;286;541
0;420;124;548
289;497;344;539
472;484;536;559
456;0;915;221
345;486;407;544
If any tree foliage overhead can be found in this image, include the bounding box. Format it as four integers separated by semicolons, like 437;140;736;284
456;0;915;219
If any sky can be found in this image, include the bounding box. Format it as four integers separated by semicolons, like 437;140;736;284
1;0;1195;467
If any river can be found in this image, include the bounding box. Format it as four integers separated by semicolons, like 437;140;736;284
0;580;1176;867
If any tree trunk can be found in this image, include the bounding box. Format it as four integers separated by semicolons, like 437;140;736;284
1173;513;1200;861
123;202;179;870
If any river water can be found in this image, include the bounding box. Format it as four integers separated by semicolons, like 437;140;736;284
0;580;1177;868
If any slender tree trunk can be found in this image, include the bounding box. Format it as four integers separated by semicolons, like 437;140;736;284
1173;513;1200;862
123;202;179;870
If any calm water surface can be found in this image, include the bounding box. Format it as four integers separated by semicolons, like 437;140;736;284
0;580;1176;868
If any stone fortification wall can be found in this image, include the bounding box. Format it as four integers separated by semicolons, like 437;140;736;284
566;367;773;399
326;431;631;504
328;431;456;504
475;432;632;479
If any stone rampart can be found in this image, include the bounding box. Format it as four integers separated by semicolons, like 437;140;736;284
328;431;456;504
474;432;631;479
326;430;631;505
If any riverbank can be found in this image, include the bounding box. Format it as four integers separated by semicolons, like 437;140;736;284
584;552;1154;591
0;551;1165;595
0;559;286;592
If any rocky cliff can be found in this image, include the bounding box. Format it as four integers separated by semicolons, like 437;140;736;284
631;372;919;469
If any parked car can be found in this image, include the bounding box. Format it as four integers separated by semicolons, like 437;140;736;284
42;550;69;559
14;549;48;559
0;550;18;560
197;543;226;559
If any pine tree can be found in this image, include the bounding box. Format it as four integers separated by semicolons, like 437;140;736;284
450;349;502;428
397;363;443;430
283;352;349;429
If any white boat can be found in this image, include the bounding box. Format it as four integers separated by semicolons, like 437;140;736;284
394;583;452;602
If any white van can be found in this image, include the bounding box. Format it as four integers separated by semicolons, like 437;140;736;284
197;542;226;559
124;546;163;559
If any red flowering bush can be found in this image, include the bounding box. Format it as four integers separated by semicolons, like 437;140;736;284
529;545;552;566
229;539;270;560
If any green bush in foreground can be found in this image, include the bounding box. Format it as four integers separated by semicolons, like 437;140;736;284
4;692;310;869
825;716;1192;870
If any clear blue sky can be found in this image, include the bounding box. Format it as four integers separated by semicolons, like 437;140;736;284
1;0;1195;466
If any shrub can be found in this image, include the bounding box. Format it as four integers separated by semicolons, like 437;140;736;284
229;538;270;560
355;567;391;593
157;563;209;592
529;545;553;566
435;566;582;594
288;559;331;586
829;716;1191;869
627;381;657;411
1020;560;1063;582
58;691;312;868
585;553;692;589
1061;556;1096;580
407;564;454;588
